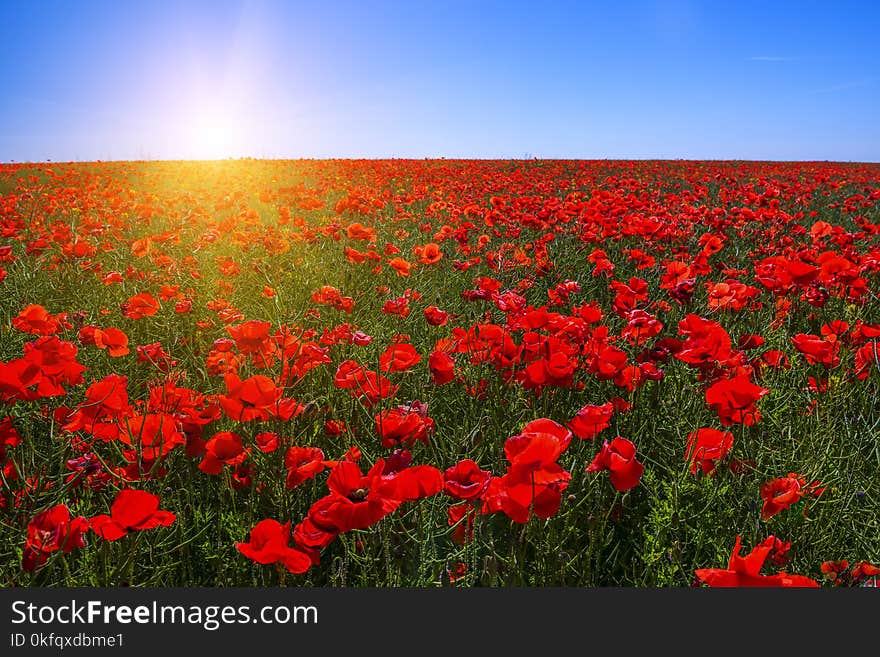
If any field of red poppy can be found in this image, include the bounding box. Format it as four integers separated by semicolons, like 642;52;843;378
1;159;878;587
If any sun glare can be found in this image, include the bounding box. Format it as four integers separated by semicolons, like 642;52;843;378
185;108;243;160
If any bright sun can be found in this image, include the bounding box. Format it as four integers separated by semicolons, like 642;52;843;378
186;108;243;160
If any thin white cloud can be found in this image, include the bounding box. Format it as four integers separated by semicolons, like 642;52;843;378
810;79;874;94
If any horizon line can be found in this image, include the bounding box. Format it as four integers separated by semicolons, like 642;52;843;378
3;156;879;165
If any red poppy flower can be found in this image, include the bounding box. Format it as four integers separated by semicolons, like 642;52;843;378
379;343;422;372
101;270;122;285
705;374;768;426
481;419;573;523
219;373;304;422
136;342;176;371
738;334;765;350
236;519;312;574
285;446;326;488
375;403;435;448
12;304;65;335
345;246;366;263
92;327;130;357
622;309;663;344
254;432;280;453
122;293;160;319
443;459;492;500
311;286;355;313
854;342;879;380
586;437;644;491
117;413;185;460
486;472;572;523
79;325;102;346
851;562;880;585
791;333;840;367
199;431;249;475
0;416;22;458
447;503;476;546
332;361;397;405
90;489;176;541
0;358;40;403
428;351;455;385
63;374;129;439
675;315;735;369
821;560;850;585
820;320;849;342
760;473;822;519
685;428;734;475
503;419;571;473
769;537;791;567
414;242;443;265
22;336;87;397
705;280;760;312
517;352;577;391
423;305;450;326
388;257;412;276
609;277;649;316
695;536;819;587
302;458;443;536
333;360;366;389
587;343;628;381
346;222;376;241
22;505;89;572
225;320;279;367
760;350;790;369
567;402;614;440
324;420;346;436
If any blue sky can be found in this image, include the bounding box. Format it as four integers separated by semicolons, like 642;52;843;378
1;0;877;161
